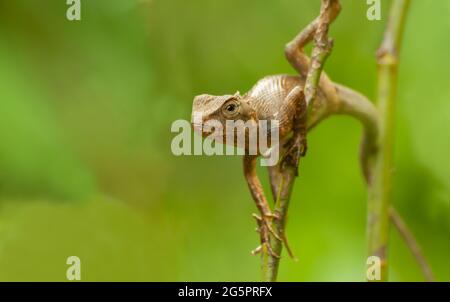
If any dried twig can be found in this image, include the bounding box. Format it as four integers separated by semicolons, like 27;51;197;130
260;0;341;282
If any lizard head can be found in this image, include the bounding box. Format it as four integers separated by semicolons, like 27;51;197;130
191;92;256;138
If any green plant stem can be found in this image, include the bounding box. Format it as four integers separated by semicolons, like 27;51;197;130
366;0;410;282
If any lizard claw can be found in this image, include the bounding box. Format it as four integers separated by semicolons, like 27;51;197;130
251;243;281;259
251;245;262;255
252;212;297;260
252;213;282;241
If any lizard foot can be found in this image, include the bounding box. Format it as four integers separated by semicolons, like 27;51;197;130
251;213;282;258
251;213;298;260
280;135;307;175
252;213;282;241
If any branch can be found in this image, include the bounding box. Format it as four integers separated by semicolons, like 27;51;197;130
261;163;297;281
260;0;341;282
366;0;410;281
262;0;432;282
305;0;339;110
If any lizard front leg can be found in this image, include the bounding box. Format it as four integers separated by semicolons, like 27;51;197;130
243;155;281;258
280;86;308;174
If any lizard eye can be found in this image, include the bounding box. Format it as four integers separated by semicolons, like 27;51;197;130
222;100;240;118
226;104;236;112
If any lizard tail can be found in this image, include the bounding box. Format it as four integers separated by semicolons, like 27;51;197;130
334;83;435;281
334;83;379;184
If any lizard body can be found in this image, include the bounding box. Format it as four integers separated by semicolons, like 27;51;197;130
190;7;344;256
192;74;311;257
193;74;311;149
246;74;310;140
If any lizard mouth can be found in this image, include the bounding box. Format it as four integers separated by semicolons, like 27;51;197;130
191;123;211;136
191;124;225;140
191;122;203;130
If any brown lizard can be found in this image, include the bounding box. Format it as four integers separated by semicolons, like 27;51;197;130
190;6;430;267
190;4;367;256
192;74;309;257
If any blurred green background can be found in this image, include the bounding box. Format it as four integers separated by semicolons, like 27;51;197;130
0;0;448;281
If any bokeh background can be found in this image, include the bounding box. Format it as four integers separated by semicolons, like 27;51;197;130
0;0;449;281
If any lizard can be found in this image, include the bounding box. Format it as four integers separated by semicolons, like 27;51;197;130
192;74;309;257
191;75;360;257
191;2;355;257
190;4;429;264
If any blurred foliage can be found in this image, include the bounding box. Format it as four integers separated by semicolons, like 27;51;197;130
0;0;448;281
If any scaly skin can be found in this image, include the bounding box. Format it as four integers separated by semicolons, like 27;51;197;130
192;74;316;152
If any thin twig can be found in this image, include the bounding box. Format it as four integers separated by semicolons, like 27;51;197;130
389;208;435;281
261;165;297;281
260;0;340;282
305;0;340;109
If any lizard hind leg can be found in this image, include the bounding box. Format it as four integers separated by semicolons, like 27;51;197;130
283;1;341;77
284;6;340;106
